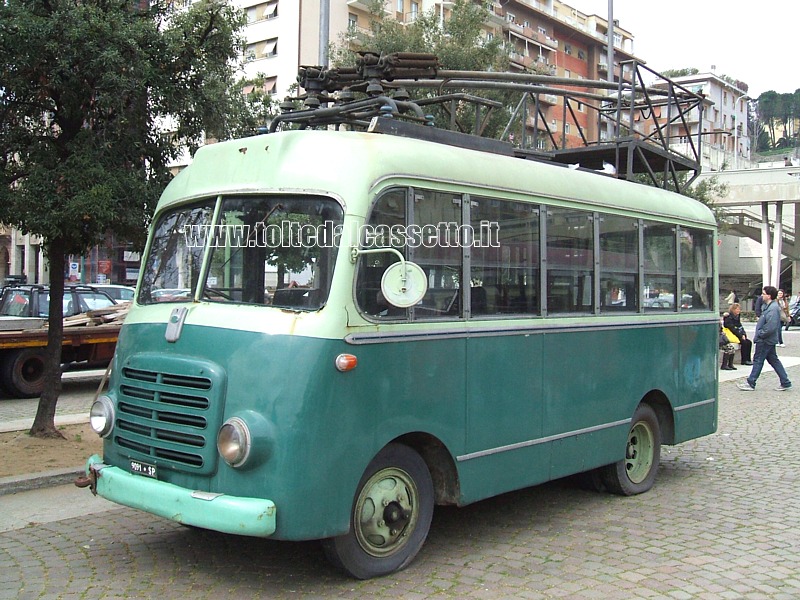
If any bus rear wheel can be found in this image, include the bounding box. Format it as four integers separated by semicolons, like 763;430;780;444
322;443;434;579
601;403;661;496
1;348;47;398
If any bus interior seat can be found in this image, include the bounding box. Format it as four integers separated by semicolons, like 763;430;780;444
471;286;487;314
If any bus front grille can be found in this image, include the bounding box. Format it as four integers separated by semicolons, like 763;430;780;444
113;357;226;475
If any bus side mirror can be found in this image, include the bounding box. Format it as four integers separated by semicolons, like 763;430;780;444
351;246;428;308
380;261;427;308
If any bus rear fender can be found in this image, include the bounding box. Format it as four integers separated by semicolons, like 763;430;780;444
640;390;675;445
391;432;460;506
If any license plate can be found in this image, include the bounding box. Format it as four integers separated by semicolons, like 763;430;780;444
130;459;157;479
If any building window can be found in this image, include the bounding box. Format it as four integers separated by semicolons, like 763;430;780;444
246;38;278;61
242;77;277;97
348;13;358;30
397;0;403;12
565;123;571;135
577;49;586;60
564;43;572;55
538;26;547;36
506;11;515;23
410;1;418;18
564;69;571;78
245;1;277;23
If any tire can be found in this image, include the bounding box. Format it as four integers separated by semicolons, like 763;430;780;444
322;443;434;579
601;404;661;496
1;348;47;398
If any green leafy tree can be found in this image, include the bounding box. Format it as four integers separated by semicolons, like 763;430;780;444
757;90;779;148
661;67;699;78
0;0;247;437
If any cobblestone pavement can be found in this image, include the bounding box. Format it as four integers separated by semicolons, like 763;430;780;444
0;369;103;432
1;340;799;598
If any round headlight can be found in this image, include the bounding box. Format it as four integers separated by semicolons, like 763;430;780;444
90;395;115;438
217;417;251;468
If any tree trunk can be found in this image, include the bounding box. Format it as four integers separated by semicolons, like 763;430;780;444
29;239;66;439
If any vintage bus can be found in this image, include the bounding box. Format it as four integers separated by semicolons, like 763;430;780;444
83;125;718;579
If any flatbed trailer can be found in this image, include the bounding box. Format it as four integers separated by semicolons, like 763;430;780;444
0;323;120;397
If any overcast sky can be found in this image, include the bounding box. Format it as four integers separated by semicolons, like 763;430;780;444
565;1;799;97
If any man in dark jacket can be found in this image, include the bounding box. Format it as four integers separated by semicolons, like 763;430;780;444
738;286;792;391
754;293;764;317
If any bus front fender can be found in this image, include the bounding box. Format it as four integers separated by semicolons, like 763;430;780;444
84;455;276;537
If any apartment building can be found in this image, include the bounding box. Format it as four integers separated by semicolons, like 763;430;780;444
492;0;636;149
236;1;637;137
653;72;752;172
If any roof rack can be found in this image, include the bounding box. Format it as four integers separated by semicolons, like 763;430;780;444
270;52;705;193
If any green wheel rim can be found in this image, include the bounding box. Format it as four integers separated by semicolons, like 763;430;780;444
354;467;419;558
625;421;655;484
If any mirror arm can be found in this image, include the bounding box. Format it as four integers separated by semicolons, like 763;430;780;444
350;247;409;292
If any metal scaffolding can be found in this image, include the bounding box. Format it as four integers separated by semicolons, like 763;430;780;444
271;52;706;193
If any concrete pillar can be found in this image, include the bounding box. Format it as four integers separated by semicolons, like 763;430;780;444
772;202;784;288
761;202;772;288
793;203;800;293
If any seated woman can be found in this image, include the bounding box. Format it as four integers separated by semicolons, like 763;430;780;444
723;303;753;365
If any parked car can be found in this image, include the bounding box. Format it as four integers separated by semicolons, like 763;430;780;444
90;284;135;302
0;285;117;318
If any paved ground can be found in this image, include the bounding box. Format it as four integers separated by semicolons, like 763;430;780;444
1;330;799;598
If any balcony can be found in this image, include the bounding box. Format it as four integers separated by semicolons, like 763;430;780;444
346;0;390;14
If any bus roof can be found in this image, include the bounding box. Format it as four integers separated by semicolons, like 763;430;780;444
161;129;716;228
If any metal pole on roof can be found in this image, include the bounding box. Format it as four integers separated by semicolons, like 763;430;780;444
607;1;614;82
318;0;330;67
606;0;614;141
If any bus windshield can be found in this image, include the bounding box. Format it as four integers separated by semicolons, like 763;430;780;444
138;196;344;310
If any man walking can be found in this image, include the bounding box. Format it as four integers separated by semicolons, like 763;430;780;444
738;285;792;391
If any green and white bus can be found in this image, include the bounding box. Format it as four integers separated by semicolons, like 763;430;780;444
84;126;718;579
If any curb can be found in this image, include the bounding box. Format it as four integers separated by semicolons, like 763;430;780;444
0;413;89;434
0;467;85;496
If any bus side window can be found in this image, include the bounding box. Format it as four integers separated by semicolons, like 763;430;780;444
599;215;639;312
546;208;594;314
412;190;463;320
357;189;409;320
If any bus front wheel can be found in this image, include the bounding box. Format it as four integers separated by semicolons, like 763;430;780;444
601;404;661;496
322;443;434;579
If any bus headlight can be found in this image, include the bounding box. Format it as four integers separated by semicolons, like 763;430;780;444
217;417;251;468
90;395;115;438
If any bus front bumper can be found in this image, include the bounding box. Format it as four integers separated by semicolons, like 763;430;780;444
84;455;276;537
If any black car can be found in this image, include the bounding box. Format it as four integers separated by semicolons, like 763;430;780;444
0;285;117;318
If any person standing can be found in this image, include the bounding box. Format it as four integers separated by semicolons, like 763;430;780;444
738;286;792;391
723;303;752;365
724;289;736;306
777;289;790;345
754;292;764;318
